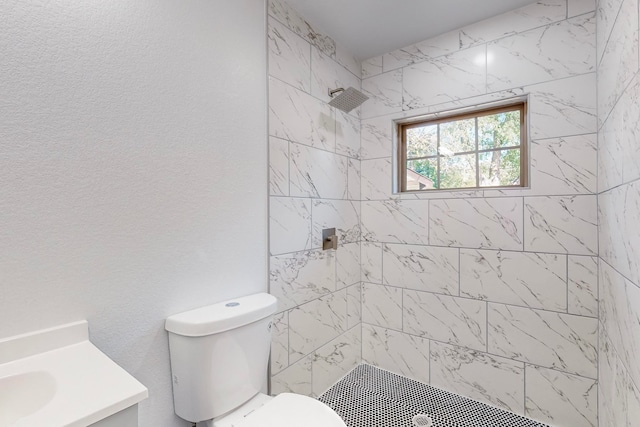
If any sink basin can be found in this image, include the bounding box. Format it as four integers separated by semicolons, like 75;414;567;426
0;371;56;426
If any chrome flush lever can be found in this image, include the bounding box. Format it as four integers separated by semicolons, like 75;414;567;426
322;228;338;250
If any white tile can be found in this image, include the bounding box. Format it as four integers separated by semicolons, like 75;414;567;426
270;249;336;312
362;283;403;330
347;158;361;200
271;355;313;396
568;256;598;317
290;143;348;199
269;77;335;151
312;326;361;396
335;109;360;159
488;303;598;378
361;242;383;283
346;283;361;328
527;73;597;140
335;44;361;78
487;14;595;91
289;290;347;363
361;114;393;160
312;200;360;248
311;47;360;103
459;0;568;48
525;365;597;427
429;198;523;250
629;378;640;427
598;95;624;192
597;0;638;120
361;158;395;200
383;244;459;295
621;76;640;184
403;289;487;351
524;195;598;255
460;249;567;311
568;0;596;16
362;323;430;384
403;45;487;110
269;196;311;255
268;17;311;92
382;30;459;71
596;0;624;63
271;311;289;375
431;341;525;414
337;242;360;289
598;328;629;427
361;56;383;78
269;137;289;196
362;200;429;244
361;70;402;119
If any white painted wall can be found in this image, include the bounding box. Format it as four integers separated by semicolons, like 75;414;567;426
0;0;267;425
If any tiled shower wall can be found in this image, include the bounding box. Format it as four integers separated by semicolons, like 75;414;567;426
267;0;363;397
359;1;599;426
596;0;640;424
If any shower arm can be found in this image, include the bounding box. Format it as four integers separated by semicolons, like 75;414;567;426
328;88;345;98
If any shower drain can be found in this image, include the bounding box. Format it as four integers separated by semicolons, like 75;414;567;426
412;414;433;426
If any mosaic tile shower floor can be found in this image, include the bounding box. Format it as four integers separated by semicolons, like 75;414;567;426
318;364;549;427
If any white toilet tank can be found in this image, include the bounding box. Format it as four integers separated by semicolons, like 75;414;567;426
165;293;278;423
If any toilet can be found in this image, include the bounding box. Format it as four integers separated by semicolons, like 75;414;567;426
165;293;346;427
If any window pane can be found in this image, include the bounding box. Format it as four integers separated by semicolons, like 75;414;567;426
407;158;438;190
439;118;475;155
478;110;521;150
440;154;476;189
406;125;437;158
479;149;521;187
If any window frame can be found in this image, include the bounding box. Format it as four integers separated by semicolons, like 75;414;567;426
397;101;528;192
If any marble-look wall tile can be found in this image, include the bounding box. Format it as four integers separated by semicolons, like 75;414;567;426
525;364;597;427
382;30;459;72
362;323;430;384
347;158;361;200
271;311;289;375
337;243;361;289
362;200;429;244
620;76;640;184
460;249;567;311
269;78;334;151
268;17;311;92
361;55;383;78
269;137;289;196
598;88;624;192
568;0;596;17
429;198;523;250
568;255;598;317
362;283;403;330
403;45;487;110
596;0;624;62
599;329;629;427
346;283;361;328
488;303;598;377
487;14;595;92
527;73;597;139
361;158;394;200
267;0;335;57
597;0;638;120
459;0;567;48
335;110;360;159
312;199;360;247
290;143;348;199
289;290;347;363
335;44;361;77
270;196;311;255
529;134;597;195
361;114;393;160
404;290;487;351
629;378;640;427
361;242;383;283
524;196;598;255
383;244;459;295
270;249;335;312
361;70;403;119
271;354;312;396
312;326;361;396
311;47;360;103
430;341;525;414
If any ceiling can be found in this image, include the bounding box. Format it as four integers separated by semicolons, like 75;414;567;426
287;0;542;60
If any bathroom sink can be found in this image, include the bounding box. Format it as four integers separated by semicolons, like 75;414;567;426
0;371;56;427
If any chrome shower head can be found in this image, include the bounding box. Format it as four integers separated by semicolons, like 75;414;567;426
328;87;369;113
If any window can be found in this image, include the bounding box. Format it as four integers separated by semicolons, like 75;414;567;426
398;102;527;192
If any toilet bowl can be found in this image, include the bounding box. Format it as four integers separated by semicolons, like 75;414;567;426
165;293;346;427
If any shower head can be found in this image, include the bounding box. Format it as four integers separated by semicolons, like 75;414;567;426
328;87;369;113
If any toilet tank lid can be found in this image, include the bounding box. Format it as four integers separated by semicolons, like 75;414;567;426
165;293;278;337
